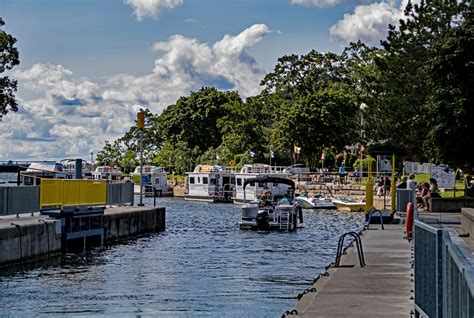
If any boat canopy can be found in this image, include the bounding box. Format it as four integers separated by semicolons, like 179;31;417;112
243;176;295;190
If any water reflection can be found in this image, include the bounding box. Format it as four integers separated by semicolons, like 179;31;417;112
0;197;364;317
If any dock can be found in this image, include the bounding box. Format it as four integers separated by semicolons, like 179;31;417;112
289;223;413;317
0;206;165;267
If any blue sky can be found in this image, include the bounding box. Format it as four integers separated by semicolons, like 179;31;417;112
0;0;408;160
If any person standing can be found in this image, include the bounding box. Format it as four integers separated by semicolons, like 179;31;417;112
407;173;416;190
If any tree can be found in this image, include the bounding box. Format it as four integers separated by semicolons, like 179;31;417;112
0;18;20;117
158;87;241;156
372;0;471;163
424;2;474;166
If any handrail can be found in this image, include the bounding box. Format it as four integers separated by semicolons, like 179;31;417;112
365;208;384;230
335;231;365;267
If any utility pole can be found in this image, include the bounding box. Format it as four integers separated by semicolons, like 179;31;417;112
137;110;145;206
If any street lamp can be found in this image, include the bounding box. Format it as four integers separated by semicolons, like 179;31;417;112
359;103;368;183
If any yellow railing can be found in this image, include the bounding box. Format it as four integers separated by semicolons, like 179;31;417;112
40;179;107;209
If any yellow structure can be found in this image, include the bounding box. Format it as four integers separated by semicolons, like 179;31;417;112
365;155;374;212
390;153;396;213
40;179;107;209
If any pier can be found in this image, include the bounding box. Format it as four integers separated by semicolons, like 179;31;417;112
288;223;414;317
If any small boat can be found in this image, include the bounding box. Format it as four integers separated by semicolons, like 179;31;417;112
332;196;366;212
295;194;337;209
239;176;303;231
91;166;122;181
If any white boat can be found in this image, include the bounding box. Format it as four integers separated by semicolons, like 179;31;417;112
239;176;303;231
131;165;170;196
233;164;290;204
332;196;366;212
21;161;67;185
91;166;122;181
60;158;91;177
185;165;235;202
295;194;337;209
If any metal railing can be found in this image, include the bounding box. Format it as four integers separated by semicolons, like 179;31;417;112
0;186;39;216
414;220;474;317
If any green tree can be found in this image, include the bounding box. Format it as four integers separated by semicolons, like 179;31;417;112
0;18;20;117
424;2;474;166
158;87;241;156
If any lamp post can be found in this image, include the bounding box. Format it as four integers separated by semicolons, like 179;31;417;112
137;109;145;206
90;151;93;170
359;103;368;183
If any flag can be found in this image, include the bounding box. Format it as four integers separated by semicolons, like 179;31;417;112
250;151;255;157
360;145;366;153
321;150;325;160
293;146;301;154
216;154;220;160
270;150;274;158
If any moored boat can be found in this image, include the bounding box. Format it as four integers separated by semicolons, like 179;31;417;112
332;196;366;212
185;165;235;202
239;176;303;231
131;165;170;196
295;194;337;209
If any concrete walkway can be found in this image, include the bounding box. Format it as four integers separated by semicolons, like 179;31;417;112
290;224;414;317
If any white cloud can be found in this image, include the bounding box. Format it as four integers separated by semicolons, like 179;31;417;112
329;0;421;45
124;0;183;20
1;24;269;160
290;0;343;7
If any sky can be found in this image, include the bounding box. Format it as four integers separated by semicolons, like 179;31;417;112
0;0;410;161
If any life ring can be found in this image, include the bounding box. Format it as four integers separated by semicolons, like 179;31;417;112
406;202;414;241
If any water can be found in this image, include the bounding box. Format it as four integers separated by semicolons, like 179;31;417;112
0;198;364;317
0;172;16;186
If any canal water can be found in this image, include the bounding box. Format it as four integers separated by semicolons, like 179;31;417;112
0;197;364;317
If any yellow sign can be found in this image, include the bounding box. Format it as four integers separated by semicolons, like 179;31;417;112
229;160;235;168
137;111;145;129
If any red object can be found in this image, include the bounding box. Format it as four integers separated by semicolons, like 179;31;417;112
406;202;414;241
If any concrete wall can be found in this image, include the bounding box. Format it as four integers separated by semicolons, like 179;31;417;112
430;198;474;212
461;208;474;238
103;207;165;243
0;219;61;266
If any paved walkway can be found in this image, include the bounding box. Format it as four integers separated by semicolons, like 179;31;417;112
290;224;414;317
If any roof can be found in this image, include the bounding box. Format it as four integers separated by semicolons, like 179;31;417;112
243;176;295;189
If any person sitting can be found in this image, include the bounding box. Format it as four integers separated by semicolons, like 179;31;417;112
422;178;441;211
416;182;430;209
397;176;407;189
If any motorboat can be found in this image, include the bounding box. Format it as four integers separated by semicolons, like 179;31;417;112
20;161;67;185
295;194;337;209
239;176;303;231
332;196;366;212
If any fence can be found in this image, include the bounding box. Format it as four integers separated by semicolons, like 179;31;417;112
414;220;474;317
0;186;39;216
106;182;134;206
404;161;432;174
1;181;134;215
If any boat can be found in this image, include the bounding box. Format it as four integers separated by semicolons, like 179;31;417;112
332;196;366;212
185;165;235;202
91;166;122;181
295;194;337;209
131;165;170;196
233;164;290;204
20;161;67;185
60;158;91;177
239;176;303;231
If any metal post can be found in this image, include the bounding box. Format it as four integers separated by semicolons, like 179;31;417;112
139;127;144;206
